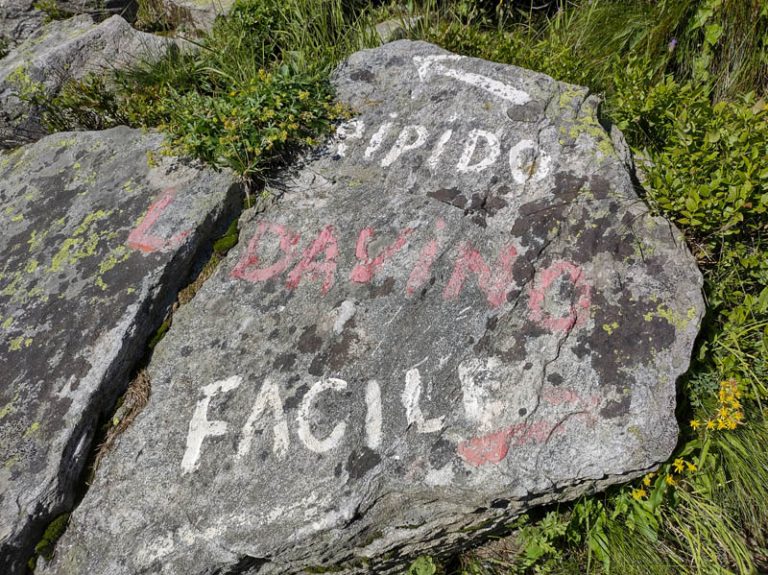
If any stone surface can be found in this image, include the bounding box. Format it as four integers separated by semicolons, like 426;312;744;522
43;41;704;574
0;127;240;574
0;14;179;148
0;0;45;51
160;0;234;35
375;16;422;43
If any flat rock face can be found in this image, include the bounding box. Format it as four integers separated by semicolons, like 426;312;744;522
162;0;234;34
0;15;178;147
0;0;45;51
0;127;239;574
44;41;704;574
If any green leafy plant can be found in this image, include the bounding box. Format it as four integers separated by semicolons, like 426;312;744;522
407;555;439;575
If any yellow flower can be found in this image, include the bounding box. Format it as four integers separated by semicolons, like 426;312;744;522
632;488;647;500
665;474;676;486
686;461;697;473
706;419;716;430
690;419;700;430
673;458;685;473
642;474;653;487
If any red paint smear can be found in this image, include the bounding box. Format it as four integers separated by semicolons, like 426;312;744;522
406;239;439;295
458;419;559;467
349;226;413;284
127;187;191;253
527;261;591;332
231;221;300;282
543;386;601;410
406;218;445;296
442;243;518;308
285;225;339;294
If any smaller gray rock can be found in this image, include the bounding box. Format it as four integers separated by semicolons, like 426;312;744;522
163;0;235;34
0;0;46;51
375;16;422;44
0;126;240;575
0;14;181;148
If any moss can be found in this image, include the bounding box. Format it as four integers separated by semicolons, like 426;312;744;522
213;219;239;255
32;513;71;562
148;318;172;349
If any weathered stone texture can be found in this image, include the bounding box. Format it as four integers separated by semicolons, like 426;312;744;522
42;41;704;574
0;14;179;148
0;127;240;574
0;0;45;51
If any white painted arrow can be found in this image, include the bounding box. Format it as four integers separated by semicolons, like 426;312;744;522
413;55;531;106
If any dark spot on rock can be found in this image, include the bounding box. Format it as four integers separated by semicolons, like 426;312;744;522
506;101;543;123
334;462;343;478
491;499;509;509
308;355;325;376
369;276;395;298
268;329;279;340
298;325;322;353
284;384;308;410
486;316;498;331
180;345;193;357
288;325;296;335
523;362;533;371
547;373;564;386
328;331;359;372
429;437;453;468
273;353;296;372
347;447;381;480
600;393;631;419
387;56;404;67
573;285;676;388
518;408;527;416
350;69;375;83
428;188;466;209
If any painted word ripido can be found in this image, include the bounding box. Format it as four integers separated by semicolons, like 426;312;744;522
335;119;551;183
334;55;551;180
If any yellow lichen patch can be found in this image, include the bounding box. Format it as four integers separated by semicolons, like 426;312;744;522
23;421;41;438
8;336;33;351
4;455;20;470
49;210;115;272
95;245;132;291
25;259;39;274
602;321;619;335
2;316;13;330
9;336;24;351
0;394;18;420
643;304;690;330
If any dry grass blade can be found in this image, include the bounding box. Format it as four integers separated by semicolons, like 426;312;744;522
92;370;151;474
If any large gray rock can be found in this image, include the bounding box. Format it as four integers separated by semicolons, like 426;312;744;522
0;14;178;148
0;127;240;574
43;41;704;574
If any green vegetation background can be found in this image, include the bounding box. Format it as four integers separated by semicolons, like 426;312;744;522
17;0;768;573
